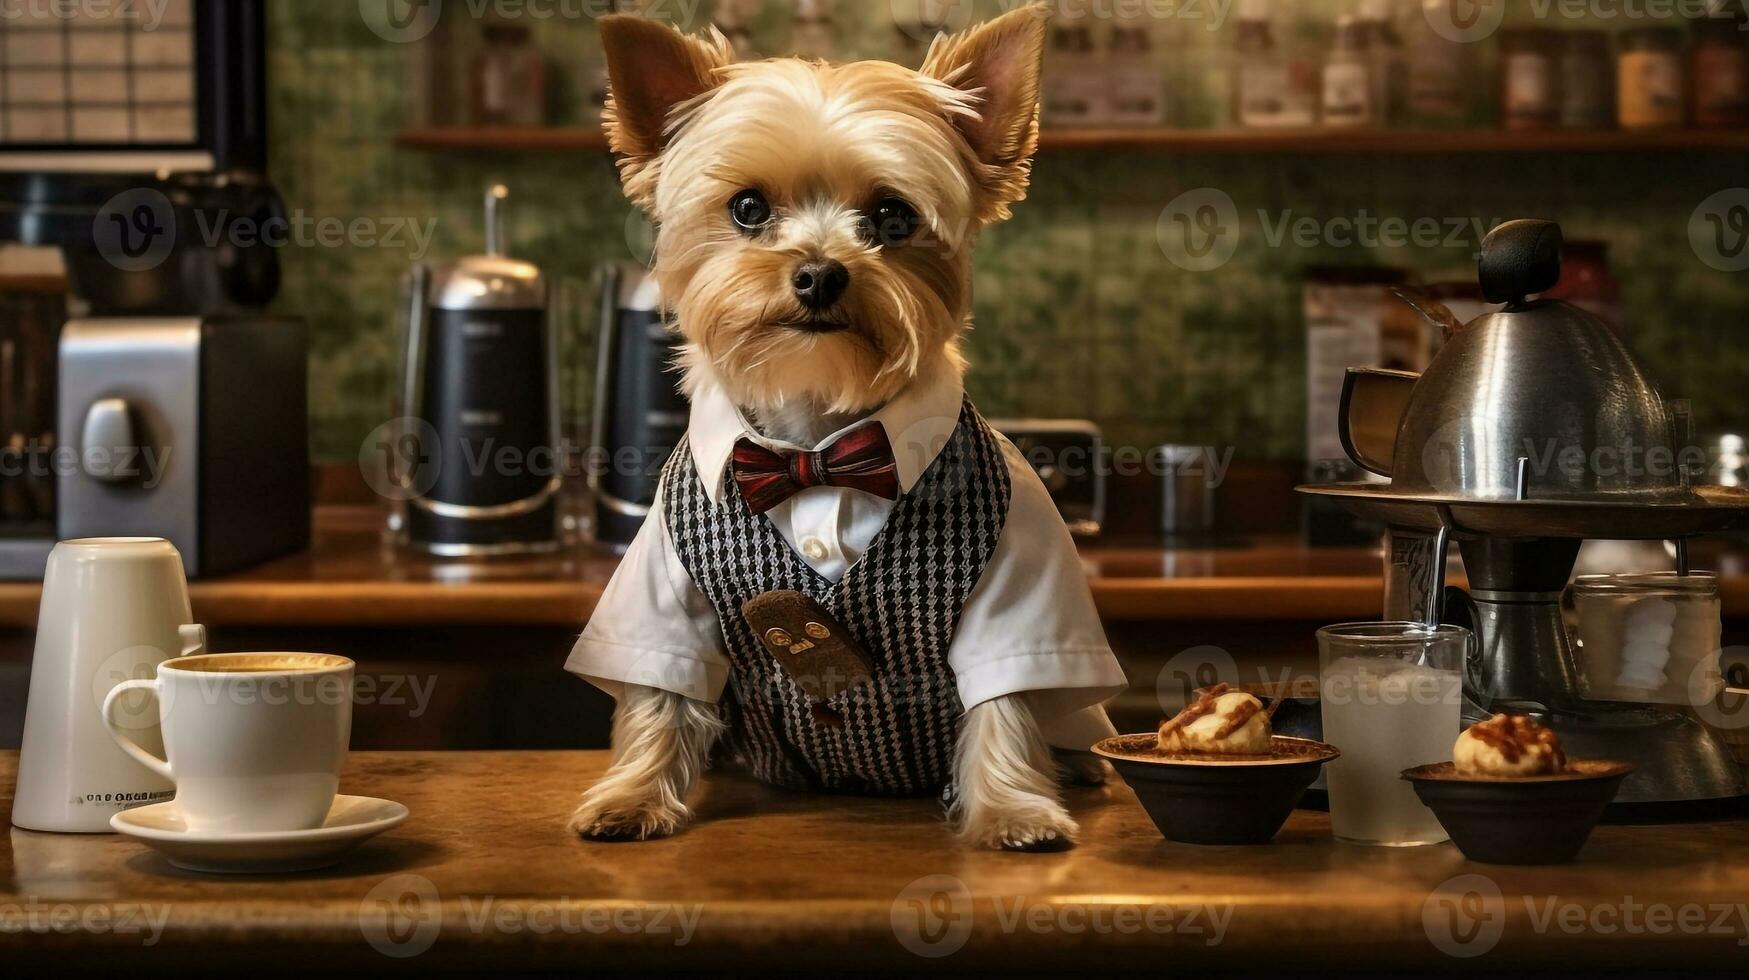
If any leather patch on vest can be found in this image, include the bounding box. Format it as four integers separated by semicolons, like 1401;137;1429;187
742;590;875;716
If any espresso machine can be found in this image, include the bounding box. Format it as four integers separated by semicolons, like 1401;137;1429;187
0;1;309;578
395;185;560;556
1302;219;1749;808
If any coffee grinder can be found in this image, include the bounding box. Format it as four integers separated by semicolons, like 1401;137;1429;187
395;185;560;556
1303;219;1749;808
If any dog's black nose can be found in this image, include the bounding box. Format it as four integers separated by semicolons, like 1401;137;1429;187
792;260;849;311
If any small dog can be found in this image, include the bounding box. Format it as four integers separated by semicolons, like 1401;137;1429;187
568;3;1118;851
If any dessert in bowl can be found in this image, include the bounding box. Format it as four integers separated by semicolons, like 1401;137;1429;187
1403;714;1633;865
1094;685;1341;845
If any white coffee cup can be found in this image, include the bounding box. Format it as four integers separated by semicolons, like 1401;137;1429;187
102;652;355;834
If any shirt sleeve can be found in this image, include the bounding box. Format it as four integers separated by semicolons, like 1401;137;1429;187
564;480;731;703
947;436;1129;744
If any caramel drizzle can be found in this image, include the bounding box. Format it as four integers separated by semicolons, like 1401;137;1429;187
1466;714;1568;770
1213;698;1263;740
1157;683;1270;743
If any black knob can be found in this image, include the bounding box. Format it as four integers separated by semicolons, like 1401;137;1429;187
1478;219;1563;305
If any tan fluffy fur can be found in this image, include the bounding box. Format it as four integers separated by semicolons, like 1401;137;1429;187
598;4;1046;418
571;4;1083;851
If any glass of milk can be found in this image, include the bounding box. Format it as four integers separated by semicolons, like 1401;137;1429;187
1318;623;1469;846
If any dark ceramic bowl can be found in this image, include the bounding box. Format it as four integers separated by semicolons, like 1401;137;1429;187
1093;734;1341;845
1403;760;1634;865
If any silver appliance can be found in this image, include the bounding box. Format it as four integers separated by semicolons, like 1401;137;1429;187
589;264;686;552
1302;219;1749;807
995;419;1105;537
396;185;560;556
57;317;309;576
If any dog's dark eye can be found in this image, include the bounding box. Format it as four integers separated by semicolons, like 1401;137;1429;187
729;189;771;232
861;196;922;247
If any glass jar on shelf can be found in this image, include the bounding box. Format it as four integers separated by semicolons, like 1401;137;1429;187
1500;29;1560;130
1104;19;1167;128
1232;0;1316;128
1043;12;1102;128
1618;27;1687;129
1691;4;1749;128
1560;30;1615;129
1404;0;1472;129
470;22;546;127
1322;15;1376;128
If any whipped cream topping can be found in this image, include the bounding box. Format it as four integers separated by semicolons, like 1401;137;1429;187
1157;684;1273;754
1453;713;1568;777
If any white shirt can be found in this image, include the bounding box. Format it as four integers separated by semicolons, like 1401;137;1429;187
565;375;1127;749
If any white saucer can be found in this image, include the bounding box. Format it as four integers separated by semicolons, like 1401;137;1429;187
110;795;409;874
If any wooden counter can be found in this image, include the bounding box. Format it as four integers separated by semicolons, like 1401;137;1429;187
0;507;1403;629
4;750;1748;972
2;508;1744;632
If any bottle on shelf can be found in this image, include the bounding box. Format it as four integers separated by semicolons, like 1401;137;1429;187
1104;13;1167;128
1321;14;1377;128
1618;26;1688;129
1560;31;1615;130
470;21;546;127
1231;0;1316;128
791;0;834;60
1499;28;1561;131
1042;8;1103;128
1691;0;1749;128
1355;0;1406;127
1403;0;1470;128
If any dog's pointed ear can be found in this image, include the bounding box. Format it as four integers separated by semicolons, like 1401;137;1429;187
600;15;732;203
921;3;1048;215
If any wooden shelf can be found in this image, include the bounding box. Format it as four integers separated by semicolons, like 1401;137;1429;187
396;125;611;151
395;124;1749;155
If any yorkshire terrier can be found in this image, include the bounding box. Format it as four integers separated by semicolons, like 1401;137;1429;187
568;3;1116;851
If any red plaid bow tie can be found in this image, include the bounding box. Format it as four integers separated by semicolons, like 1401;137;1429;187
731;422;901;515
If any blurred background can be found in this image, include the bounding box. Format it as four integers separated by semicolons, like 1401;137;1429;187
1;0;1747;750
270;0;1749;471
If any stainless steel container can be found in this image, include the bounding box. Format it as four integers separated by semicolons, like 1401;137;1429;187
397;185;559;556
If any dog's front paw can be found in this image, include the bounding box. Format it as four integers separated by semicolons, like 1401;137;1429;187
567;792;687;842
965;803;1079;853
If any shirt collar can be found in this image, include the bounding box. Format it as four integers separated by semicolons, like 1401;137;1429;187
688;374;966;505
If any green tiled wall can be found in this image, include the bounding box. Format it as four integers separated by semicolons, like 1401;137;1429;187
271;1;1749;461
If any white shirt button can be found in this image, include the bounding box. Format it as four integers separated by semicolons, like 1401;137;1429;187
799;536;829;561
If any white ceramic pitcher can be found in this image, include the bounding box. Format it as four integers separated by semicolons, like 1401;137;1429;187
11;538;205;833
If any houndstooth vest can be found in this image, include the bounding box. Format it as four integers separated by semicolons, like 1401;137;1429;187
662;400;1011;796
